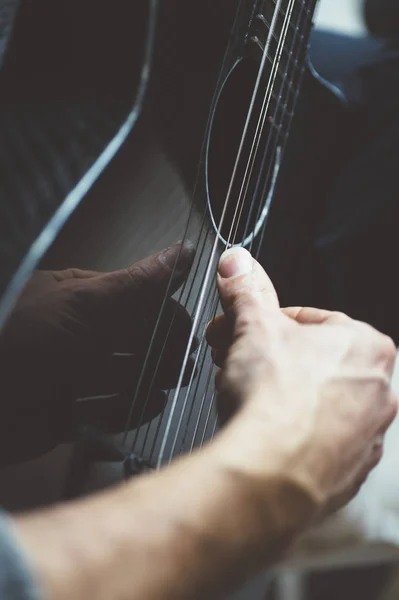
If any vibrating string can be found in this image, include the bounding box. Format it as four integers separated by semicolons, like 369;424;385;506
229;0;310;250
252;0;317;260
160;0;308;465
122;0;248;445
155;0;288;468
122;1;248;449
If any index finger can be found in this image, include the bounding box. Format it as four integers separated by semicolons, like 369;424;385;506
282;306;349;325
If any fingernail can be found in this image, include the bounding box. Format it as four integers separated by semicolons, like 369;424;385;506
218;248;253;278
160;241;195;271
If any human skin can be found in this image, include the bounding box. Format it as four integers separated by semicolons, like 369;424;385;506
12;247;397;600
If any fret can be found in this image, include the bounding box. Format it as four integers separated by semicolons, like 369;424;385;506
252;0;312;71
249;39;307;99
251;34;303;66
262;0;291;26
269;2;314;137
267;0;314;19
256;11;300;36
244;0;317;187
238;0;318;236
260;0;313;36
251;21;307;72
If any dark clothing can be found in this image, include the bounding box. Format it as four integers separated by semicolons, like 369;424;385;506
0;512;40;600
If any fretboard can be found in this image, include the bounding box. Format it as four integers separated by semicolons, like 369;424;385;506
249;0;319;139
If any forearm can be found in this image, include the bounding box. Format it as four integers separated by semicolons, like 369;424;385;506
13;440;316;600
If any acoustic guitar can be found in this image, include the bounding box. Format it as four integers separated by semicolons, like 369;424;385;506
0;0;347;490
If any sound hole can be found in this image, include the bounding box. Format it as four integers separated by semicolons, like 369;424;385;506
207;58;277;246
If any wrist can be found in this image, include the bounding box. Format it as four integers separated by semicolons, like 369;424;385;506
213;410;322;527
13;439;318;600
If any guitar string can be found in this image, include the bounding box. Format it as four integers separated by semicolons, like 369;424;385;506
201;0;318;450
226;0;300;249
127;0;312;465
163;0;308;464
147;284;219;462
156;0;286;469
210;414;218;442
146;283;218;462
129;203;213;453
251;0;318;259
188;350;217;453
233;0;309;249
162;0;299;465
168;1;304;458
126;0;247;454
122;186;202;445
167;286;221;460
197;0;302;450
200;390;217;448
142;267;217;461
135;222;214;457
163;0;310;464
231;0;306;246
196;0;315;451
253;0;319;256
122;0;247;448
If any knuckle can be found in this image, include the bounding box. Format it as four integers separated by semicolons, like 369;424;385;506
364;328;397;369
329;311;351;325
378;334;397;365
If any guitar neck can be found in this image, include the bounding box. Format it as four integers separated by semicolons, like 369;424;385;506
266;0;319;41
254;0;319;65
247;0;319;140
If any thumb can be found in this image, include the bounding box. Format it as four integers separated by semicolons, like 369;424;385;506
217;248;280;322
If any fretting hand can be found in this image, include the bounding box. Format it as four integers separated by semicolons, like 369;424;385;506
0;242;195;464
